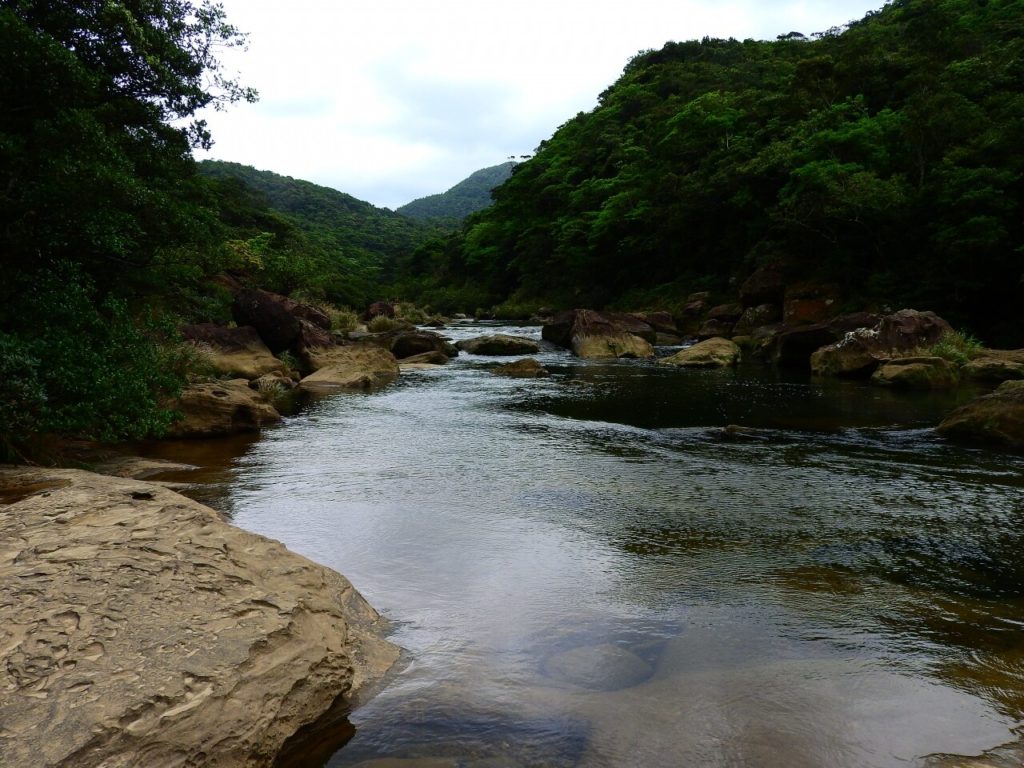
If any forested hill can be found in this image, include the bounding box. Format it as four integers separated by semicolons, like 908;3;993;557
396;162;516;223
407;0;1023;343
200;160;435;260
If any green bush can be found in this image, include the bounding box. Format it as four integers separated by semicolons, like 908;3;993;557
0;265;186;456
928;330;984;365
367;315;406;333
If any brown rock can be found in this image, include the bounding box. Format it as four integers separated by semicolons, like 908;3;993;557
181;324;286;380
299;346;400;392
938;381;1024;448
739;268;785;308
875;309;952;351
232;288;324;354
783;283;840;326
870;356;959;389
456;334;540;356
543;310;654;359
167;379;281;438
385;331;458;360
398;350;450;365
810;328;883;377
0;467;399;768
493;358;551;378
634;311;678;337
659;337;741;368
963;350;1024;383
733;304;782;336
362;301;396;321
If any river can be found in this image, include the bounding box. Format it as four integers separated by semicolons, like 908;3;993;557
154;322;1024;767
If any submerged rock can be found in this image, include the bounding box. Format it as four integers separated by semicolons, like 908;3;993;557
0;467;399;768
937;380;1024;448
167;378;281;438
493;358;551;378
659;337;741;368
456;334;540;356
542;643;653;691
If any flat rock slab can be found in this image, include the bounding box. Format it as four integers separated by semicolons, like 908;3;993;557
0;467;399;767
300;346;400;392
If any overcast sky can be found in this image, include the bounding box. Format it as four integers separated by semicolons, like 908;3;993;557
196;0;887;210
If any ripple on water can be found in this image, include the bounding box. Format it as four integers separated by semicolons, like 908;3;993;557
189;324;1024;767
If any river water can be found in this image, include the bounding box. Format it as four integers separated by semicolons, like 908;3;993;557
161;322;1024;767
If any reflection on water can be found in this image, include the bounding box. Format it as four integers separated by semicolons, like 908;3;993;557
161;323;1024;767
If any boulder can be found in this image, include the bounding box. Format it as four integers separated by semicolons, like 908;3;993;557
251;370;298;391
810;310;954;377
383;330;458;360
181;324;286;380
543;310;654;359
298;346;400;392
232;288;329;354
362;301;395;321
783;282;840;326
875;309;952;351
493;358;551;378
963;350;1024;383
739;267;785;308
938;381;1024;448
810;328;883;377
455;334;540;356
397;350;450;365
634;311;678;337
659;337;741;368
733;304;782;336
696;319;735;340
0;468;398;768
167;379;281;438
870;356;959;389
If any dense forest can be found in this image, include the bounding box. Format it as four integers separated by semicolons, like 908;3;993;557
396;162;516;225
2;0;1023;456
402;0;1023;343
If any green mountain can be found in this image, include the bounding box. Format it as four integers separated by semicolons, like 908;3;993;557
396;162;516;223
405;0;1023;343
199;160;439;303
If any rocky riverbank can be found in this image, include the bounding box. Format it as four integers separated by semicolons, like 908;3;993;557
0;466;400;767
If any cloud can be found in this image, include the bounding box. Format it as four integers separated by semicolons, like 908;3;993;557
198;0;887;209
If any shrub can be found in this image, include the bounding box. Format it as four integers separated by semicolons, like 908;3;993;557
367;315;406;333
327;305;359;332
928;330;984;365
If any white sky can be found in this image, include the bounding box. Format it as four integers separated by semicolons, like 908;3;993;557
196;1;886;210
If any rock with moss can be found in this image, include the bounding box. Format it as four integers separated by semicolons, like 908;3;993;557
167;379;281;438
962;350;1024;383
870;356;959;389
659;337;741;368
493;358;551;378
299;345;400;392
456;334;540;356
937;380;1024;448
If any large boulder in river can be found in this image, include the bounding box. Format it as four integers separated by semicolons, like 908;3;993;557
167;379;281;438
870;356;959;389
963;350;1024;383
372;330;458;360
494;358;551;378
938;381;1024;448
181;323;286;380
739;267;786;308
733;304;782;336
659;337;741;368
456;334;540;356
810;310;953;377
0;467;399;768
543;310;654;359
299;345;400;392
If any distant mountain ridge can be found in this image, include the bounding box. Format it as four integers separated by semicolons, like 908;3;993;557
396;162;516;222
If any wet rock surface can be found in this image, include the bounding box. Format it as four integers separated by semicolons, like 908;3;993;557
299;345;400;392
167;379;282;438
0;467;399;768
659;337;741;368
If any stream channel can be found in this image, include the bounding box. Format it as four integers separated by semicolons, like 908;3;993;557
151;321;1024;767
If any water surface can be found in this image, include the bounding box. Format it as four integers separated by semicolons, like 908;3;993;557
186;323;1024;767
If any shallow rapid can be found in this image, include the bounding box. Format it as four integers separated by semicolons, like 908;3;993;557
180;323;1024;767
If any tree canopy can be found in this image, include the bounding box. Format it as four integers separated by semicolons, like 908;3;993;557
403;0;1024;343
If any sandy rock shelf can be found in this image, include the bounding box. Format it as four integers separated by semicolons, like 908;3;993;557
0;466;399;768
